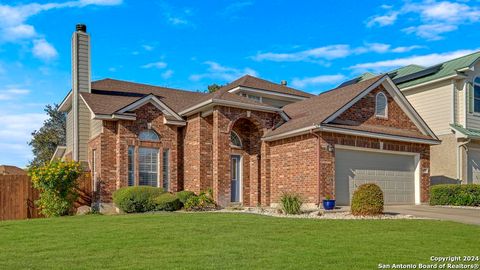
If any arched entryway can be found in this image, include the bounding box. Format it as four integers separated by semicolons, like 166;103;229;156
229;118;262;206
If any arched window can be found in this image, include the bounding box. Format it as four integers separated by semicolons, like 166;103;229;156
230;131;242;148
139;130;160;141
375;92;388;118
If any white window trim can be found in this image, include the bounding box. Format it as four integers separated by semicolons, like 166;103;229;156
375;92;388;119
138;147;160;187
473;77;480;114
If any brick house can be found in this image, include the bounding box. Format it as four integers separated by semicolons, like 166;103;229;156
54;25;439;211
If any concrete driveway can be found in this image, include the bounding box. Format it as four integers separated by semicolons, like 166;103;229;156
385;205;480;225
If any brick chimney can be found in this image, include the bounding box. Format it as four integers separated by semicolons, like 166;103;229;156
72;24;91;161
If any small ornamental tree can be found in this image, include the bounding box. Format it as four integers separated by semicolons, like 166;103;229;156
29;160;82;217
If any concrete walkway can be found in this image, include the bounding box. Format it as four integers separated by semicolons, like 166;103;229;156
385;205;480;225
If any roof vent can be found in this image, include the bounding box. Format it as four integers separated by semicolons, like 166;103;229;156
281;80;287;86
76;24;87;33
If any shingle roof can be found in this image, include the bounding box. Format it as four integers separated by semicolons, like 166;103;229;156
388;64;425;79
265;75;436;141
450;124;480;138
80;92;139;115
218;75;314;98
395;51;480;88
265;76;385;137
90;79;208;112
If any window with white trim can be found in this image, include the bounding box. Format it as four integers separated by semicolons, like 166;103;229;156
139;130;160;141
474;77;480;113
162;149;170;190
128;146;135;186
230;131;242;148
138;147;159;187
240;93;262;102
375;92;388;118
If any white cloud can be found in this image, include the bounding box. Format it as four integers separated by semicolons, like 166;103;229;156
168;17;189;25
0;88;30;100
0;112;47;167
291;74;346;88
161;69;174;79
366;12;399;27
403;24;457;40
367;1;480;40
190;61;258;82
350;49;477;72
254;43;423;62
32;39;58;60
142;45;154;51
141;61;167;69
0;0;122;61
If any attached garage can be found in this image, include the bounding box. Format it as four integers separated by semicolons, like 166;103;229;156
335;146;420;206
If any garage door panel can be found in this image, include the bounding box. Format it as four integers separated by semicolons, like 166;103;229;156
335;149;415;206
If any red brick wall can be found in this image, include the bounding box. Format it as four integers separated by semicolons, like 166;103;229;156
211;106;282;206
267;132;431;205
269;134;318;204
336;85;420;132
88;103;180;202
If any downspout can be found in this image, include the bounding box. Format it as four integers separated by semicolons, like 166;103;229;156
457;139;470;181
452;80;456;125
310;129;322;206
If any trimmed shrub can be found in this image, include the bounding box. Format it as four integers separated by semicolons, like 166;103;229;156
113;186;164;213
176;190;195;204
29;160;82;217
184;191;217;211
351;183;384;216
154;193;182;211
279;193;302;215
430;184;480;206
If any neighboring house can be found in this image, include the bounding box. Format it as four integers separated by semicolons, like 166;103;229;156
0;165;27;176
347;53;480;185
54;25;439;211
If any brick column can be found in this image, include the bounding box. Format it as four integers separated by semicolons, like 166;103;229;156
260;141;271;206
212;108;231;206
249;154;260;206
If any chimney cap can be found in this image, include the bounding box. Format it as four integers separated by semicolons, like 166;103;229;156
76;24;87;33
281;80;287;86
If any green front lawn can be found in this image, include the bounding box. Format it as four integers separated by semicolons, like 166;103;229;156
0;213;479;269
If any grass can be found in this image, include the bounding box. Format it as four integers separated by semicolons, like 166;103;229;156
0;213;479;269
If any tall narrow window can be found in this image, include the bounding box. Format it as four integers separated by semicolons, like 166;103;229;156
128;146;135;186
139;147;159;187
162;149;170;190
92;150;97;192
375;92;388;118
474;77;480;113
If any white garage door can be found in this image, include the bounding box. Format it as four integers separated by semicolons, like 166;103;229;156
335;148;416;206
467;149;480;184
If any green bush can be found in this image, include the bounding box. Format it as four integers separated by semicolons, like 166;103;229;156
430;184;480;206
184;191;217;211
113;186;164;213
176;190;195;204
29;160;82;217
351;183;384;216
279;193;302;215
154;193;182;211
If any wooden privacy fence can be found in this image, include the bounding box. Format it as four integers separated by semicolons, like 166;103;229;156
0;174;92;221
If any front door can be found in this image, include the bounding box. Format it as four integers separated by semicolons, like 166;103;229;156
230;155;241;203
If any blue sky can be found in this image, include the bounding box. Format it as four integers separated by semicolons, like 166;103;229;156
1;0;480;167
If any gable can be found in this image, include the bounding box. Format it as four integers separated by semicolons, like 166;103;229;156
333;85;421;133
